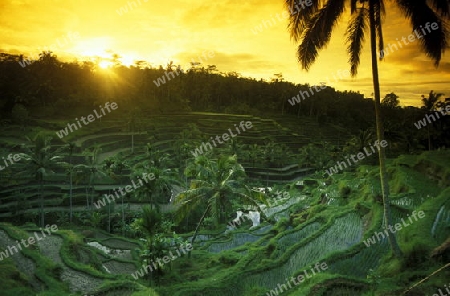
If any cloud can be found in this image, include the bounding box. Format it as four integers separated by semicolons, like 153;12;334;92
173;50;283;76
180;0;275;29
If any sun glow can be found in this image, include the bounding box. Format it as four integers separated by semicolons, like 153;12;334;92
120;55;137;67
72;37;112;58
98;60;112;69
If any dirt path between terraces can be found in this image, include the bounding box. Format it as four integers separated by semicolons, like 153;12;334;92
0;230;41;290
35;234;104;294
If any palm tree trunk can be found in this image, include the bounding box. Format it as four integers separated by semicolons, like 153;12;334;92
191;204;211;246
309;99;314;117
69;168;73;223
85;186;89;208
121;195;125;236
69;152;73;224
216;199;221;226
369;0;402;258
90;176;94;211
40;180;44;227
107;189;111;233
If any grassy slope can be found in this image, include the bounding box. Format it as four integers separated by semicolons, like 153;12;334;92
0;115;448;295
0;174;447;296
153;150;449;296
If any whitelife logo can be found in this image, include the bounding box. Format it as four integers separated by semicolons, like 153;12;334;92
18;31;80;68
325;140;388;176
191;121;253;157
414;106;450;130
93;172;156;209
429;282;450;296
0;153;21;171
363;211;425;247
288;69;350;106
227;210;261;230
251;0;313;35
0;224;58;261
227;211;250;229
152;50;215;87
131;243;193;279
56;102;118;139
116;0;149;16
266;261;328;295
379;22;441;58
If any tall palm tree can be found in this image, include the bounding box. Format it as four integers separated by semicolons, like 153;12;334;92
18;134;63;227
77;145;107;210
73;165;91;209
103;155;129;234
263;140;277;167
174;129;193;168
60;141;76;223
285;0;449;257
127;107;143;154
421;90;444;111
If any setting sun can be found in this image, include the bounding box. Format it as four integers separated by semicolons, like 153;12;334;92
98;60;112;69
71;37;113;58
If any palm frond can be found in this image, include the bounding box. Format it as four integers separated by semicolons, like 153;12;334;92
173;187;208;204
374;0;385;60
285;0;322;42
173;189;210;223
346;8;368;76
190;179;212;190
429;0;450;17
242;186;268;206
396;0;449;66
351;0;358;13
298;0;346;70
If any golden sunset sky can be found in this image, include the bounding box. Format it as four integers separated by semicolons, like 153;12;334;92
1;0;449;106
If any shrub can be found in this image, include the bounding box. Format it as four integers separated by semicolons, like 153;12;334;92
81;229;95;239
11;104;28;127
265;240;276;256
338;182;352;198
218;251;241;265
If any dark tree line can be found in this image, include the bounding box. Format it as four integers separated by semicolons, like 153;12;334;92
0;51;448;152
0;52;368;121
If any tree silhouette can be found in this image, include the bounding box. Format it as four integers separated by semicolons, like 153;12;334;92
421;90;444;111
421;90;446;150
381;92;400;109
